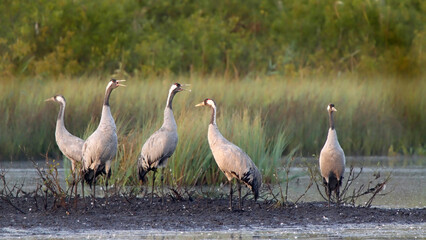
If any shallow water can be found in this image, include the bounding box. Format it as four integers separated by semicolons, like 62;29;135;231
1;156;424;208
1;156;425;239
280;156;425;209
1;223;425;239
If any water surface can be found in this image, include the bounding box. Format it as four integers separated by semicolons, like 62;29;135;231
1;156;424;239
1;223;425;239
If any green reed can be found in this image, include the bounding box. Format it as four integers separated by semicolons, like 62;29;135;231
0;75;424;185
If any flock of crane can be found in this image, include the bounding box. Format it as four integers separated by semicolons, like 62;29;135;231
46;79;345;210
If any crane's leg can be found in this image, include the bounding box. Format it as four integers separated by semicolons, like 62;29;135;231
70;161;76;201
71;170;77;207
69;174;75;201
327;182;331;208
229;180;233;211
105;169;111;205
91;179;96;206
81;175;85;200
139;179;143;192
92;167;97;206
73;170;78;202
161;168;164;205
151;170;156;204
81;169;85;200
336;186;340;207
92;177;96;205
238;181;242;210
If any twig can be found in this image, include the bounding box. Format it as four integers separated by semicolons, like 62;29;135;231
294;178;313;205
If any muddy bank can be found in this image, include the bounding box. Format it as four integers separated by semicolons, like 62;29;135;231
0;196;424;232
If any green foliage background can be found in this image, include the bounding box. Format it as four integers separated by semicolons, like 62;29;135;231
0;1;425;186
0;0;424;77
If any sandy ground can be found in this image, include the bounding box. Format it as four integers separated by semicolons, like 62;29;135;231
0;196;424;232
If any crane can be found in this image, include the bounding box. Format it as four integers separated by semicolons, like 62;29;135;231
196;98;262;211
81;79;125;203
138;83;189;204
319;104;345;207
45;95;84;198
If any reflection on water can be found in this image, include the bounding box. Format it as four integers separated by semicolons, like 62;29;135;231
1;223;425;239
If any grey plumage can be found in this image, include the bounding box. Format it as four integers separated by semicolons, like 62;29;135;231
81;79;125;200
196;98;262;210
46;95;84;197
138;83;187;203
46;95;84;173
319;103;345;207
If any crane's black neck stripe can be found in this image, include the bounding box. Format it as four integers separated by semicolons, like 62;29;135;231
329;111;335;130
104;86;114;106
210;106;216;125
57;102;65;122
167;90;177;110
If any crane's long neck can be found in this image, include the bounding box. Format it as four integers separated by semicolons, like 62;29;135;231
207;105;226;148
328;111;335;130
166;89;177;110
56;102;67;134
104;86;114;106
163;90;178;129
57;102;65;124
100;87;116;128
326;110;339;146
210;105;217;125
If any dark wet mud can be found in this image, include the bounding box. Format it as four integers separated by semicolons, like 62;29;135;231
0;196;424;232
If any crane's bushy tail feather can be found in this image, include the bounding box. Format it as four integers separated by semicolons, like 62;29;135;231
241;167;262;201
327;172;341;192
83;169;95;187
137;154;149;183
138;166;148;183
83;164;106;187
252;173;262;201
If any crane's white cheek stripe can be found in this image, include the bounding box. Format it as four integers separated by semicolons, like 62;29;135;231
207;99;215;107
105;81;114;91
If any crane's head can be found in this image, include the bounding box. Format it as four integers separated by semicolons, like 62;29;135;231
106;78;126;92
45;95;66;105
195;98;216;108
327;103;337;112
170;82;191;93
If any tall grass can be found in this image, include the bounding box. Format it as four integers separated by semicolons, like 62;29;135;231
0;75;424;185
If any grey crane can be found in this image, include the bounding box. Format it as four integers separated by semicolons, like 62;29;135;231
196;98;262;211
81;79;125;202
45;95;84;198
138;83;188;204
319;103;345;207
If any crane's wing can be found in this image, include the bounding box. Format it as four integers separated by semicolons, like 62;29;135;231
81;130;113;170
211;141;262;199
140;127;178;167
57;132;84;163
211;141;254;179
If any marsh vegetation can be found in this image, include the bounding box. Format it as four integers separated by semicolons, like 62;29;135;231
1;75;424;188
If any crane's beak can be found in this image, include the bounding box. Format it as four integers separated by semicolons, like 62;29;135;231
181;83;191;92
195;102;205;107
117;79;126;87
45;97;55;102
332;107;337;112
